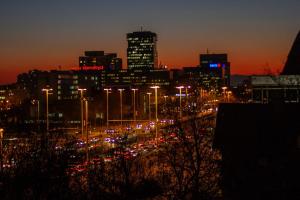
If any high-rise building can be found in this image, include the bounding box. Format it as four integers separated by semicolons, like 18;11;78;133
282;30;300;75
79;51;122;71
127;31;158;70
199;53;231;89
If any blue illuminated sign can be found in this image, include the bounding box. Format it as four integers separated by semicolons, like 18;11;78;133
209;63;220;68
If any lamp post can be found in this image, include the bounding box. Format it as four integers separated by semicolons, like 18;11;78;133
163;95;168;104
227;91;232;102
42;87;53;133
186;85;191;101
0;128;3;172
31;99;40;132
84;98;89;164
131;89;138;122
163;95;168;114
118;89;125;126
104;88;111;128
78;88;87;137
147;93;152;121
176;86;184;120
222;86;227;101
150;86;159;142
37;100;40;131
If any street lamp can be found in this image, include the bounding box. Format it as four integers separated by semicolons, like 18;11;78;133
163;95;168;104
163;95;168;114
176;86;184;119
84;98;89;164
131;89;138;122
31;99;40;132
42;87;53;133
227;91;232;102
0;128;3;172
118;89;125;126
185;86;188;98
78;88;87;137
185;85;191;101
104;88;111;128
147;92;152;121
222;86;227;101
150;86;159;142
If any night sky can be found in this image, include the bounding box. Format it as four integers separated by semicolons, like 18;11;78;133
0;0;300;84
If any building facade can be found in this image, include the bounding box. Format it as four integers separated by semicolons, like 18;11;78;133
199;53;230;90
127;31;158;70
79;51;122;71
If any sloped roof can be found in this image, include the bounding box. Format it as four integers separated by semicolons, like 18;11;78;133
282;31;300;75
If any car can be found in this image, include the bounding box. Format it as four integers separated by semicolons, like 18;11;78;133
104;156;113;162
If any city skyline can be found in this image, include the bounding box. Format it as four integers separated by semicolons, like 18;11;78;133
1;0;300;84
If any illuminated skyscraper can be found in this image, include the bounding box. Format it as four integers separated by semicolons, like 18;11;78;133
127;31;158;70
199;53;231;89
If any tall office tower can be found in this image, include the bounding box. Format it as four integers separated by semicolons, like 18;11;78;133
79;51;122;71
127;31;158;70
282;30;300;75
200;53;231;89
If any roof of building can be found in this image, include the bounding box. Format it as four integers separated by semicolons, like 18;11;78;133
282;31;300;75
251;75;300;86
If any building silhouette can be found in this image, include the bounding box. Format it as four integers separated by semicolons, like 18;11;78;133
199;53;231;89
282;30;300;75
214;103;300;200
127;31;158;70
79;51;122;71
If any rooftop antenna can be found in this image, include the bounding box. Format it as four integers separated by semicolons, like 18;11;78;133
206;48;209;54
141;26;143;32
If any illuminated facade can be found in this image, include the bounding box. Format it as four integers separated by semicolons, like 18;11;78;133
17;69;170;101
79;51;122;71
199;53;230;90
100;69;170;88
127;31;158;70
0;84;15;111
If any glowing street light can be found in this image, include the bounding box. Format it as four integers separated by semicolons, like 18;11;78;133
147;92;152;121
227;91;232;102
84;98;89;164
104;88;111;128
131;89;138;122
150;86;160;142
163;95;168;114
31;99;40;132
42;87;53;133
176;86;184;119
185;85;191;100
163;95;168;104
78;88;87;137
118;89;125;126
0;128;3;172
222;86;228;101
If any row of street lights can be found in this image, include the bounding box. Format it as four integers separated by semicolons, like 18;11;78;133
40;85;196;147
103;88;156;126
41;85;191;134
104;88;138;128
221;86;232;102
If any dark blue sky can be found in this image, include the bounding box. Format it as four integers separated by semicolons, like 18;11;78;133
1;0;300;83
